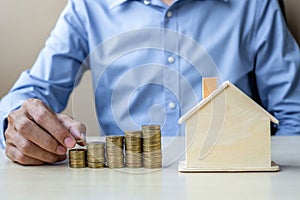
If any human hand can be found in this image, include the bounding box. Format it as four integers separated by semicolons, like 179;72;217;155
4;98;87;165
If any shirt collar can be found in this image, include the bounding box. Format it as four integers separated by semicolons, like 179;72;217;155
108;0;229;9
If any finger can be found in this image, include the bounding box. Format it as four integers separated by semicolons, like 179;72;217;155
14;136;67;163
5;125;67;163
23;99;76;148
56;114;87;146
8;110;67;155
5;144;44;166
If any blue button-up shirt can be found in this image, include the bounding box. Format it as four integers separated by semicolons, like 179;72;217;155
1;0;300;148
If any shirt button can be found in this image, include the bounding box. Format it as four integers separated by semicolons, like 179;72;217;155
167;56;175;63
167;11;173;18
144;0;150;5
168;102;176;109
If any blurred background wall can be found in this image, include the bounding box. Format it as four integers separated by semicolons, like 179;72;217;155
0;0;299;136
0;0;99;135
284;0;300;45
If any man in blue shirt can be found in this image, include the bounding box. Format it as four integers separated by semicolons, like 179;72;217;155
0;0;299;165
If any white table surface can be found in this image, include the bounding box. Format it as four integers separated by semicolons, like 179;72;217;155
0;136;299;200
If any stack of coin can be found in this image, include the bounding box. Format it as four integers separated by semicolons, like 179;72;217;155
142;125;162;168
125;131;143;168
87;142;106;168
106;136;124;168
69;149;87;168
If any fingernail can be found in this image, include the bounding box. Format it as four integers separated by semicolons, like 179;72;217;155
80;133;86;140
56;145;67;155
64;137;76;148
70;126;81;138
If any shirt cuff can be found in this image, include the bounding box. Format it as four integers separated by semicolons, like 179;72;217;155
0;114;8;149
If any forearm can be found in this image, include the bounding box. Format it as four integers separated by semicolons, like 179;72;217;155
253;0;300;135
0;0;89;148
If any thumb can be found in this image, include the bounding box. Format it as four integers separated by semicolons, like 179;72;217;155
56;114;87;146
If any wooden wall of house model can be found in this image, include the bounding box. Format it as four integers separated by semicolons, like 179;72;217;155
178;79;280;172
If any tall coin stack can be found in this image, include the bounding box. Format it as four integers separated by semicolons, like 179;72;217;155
87;142;106;168
125;131;143;168
142;125;162;168
106;136;124;168
69;149;87;168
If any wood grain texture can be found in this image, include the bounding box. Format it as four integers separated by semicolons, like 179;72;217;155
202;77;217;99
180;81;279;172
178;161;280;172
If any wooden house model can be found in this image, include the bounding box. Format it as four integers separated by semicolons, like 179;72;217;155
178;79;279;172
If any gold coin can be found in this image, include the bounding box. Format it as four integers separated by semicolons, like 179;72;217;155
141;125;162;168
106;136;125;168
68;149;87;168
124;130;143;168
88;162;105;168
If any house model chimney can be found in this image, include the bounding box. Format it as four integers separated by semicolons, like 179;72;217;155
202;77;217;99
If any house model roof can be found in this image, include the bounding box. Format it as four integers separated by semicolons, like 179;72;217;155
178;81;279;124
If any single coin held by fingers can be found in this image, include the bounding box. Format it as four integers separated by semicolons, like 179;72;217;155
76;139;84;143
76;133;87;146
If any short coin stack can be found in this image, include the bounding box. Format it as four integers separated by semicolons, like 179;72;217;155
87;142;106;168
125;131;143;168
142;125;162;168
106;136;124;168
69;149;87;168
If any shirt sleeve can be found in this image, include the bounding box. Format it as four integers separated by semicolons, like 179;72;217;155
253;0;300;135
0;0;89;148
